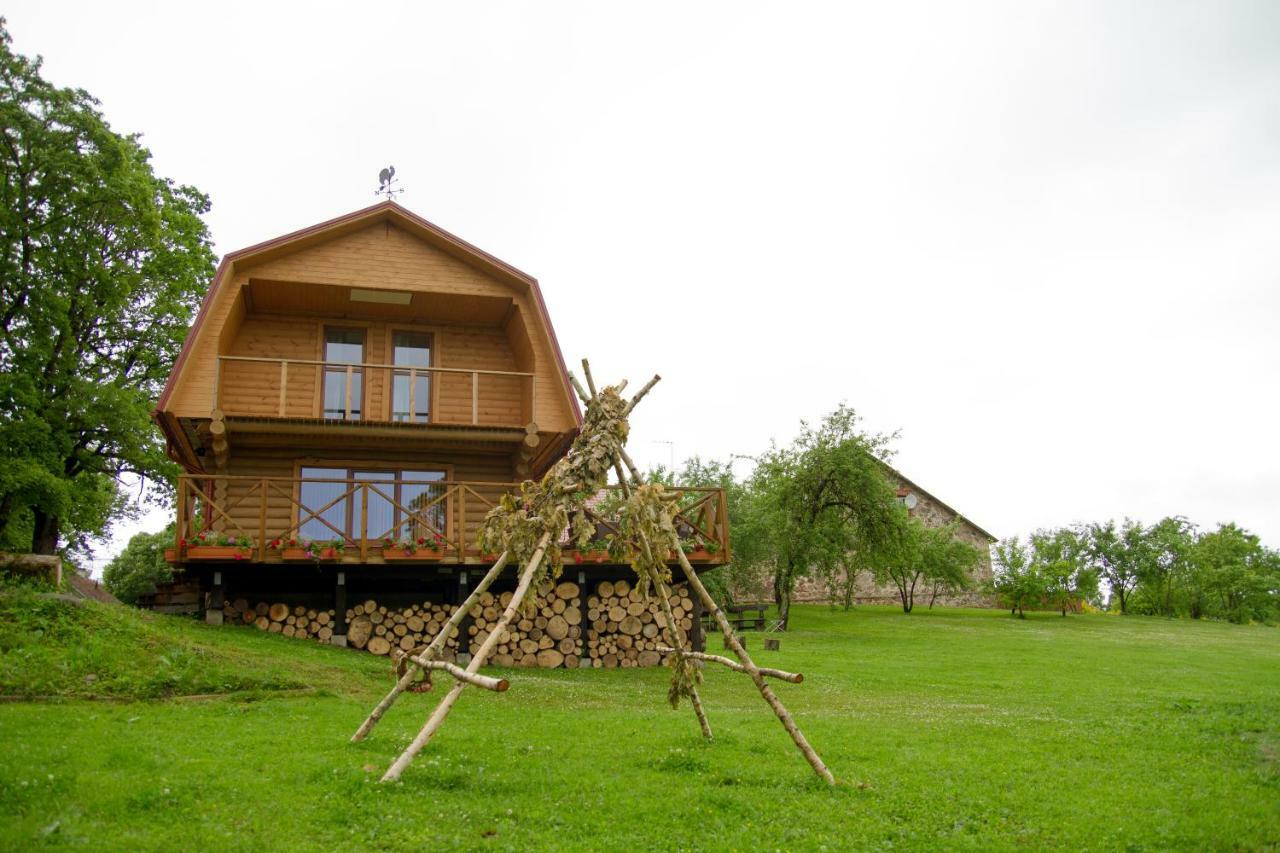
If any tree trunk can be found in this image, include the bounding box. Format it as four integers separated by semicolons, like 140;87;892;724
30;508;58;555
773;565;792;630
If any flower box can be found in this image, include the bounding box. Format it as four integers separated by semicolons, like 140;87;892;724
382;548;445;561
280;547;342;561
186;545;251;560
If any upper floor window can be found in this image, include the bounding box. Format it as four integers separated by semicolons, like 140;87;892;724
323;328;364;420
391;331;431;423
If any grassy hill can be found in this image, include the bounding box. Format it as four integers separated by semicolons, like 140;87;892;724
0;593;1276;850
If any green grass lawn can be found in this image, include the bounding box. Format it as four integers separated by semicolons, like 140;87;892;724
1;594;1277;851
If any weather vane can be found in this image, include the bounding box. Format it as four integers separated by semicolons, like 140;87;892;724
375;166;404;200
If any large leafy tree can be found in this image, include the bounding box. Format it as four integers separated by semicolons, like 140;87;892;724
102;525;174;604
867;515;980;613
1080;519;1149;614
737;405;902;629
1192;523;1279;624
1029;527;1097;615
0;22;215;554
990;536;1044;618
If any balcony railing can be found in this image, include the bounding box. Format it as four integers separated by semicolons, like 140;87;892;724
213;356;536;428
168;476;730;566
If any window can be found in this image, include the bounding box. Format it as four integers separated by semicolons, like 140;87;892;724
323;328;365;420
391;331;431;423
298;466;447;541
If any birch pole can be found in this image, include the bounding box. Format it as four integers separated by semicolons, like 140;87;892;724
381;532;552;782
673;546;835;785
351;551;510;743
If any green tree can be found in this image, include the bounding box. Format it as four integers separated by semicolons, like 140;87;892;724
1081;519;1148;614
736;405;902;629
0;21;215;555
1030;527;1097;615
1192;523;1278;624
864;515;979;613
990;536;1044;618
102;525;174;604
1134;516;1196;617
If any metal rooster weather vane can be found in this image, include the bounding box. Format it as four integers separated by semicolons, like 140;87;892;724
375;166;404;200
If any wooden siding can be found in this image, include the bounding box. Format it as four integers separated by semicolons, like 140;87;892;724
167;221;574;431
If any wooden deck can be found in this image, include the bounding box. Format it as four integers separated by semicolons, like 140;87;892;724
166;475;730;567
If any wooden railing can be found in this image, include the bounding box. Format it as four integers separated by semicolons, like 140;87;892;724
169;476;730;566
213;356;536;427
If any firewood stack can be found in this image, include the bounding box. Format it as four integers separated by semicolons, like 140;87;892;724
468;581;582;669
217;580;693;668
346;600;464;658
219;597;462;657
584;579;693;668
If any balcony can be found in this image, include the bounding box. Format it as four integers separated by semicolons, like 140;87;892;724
213;356;537;429
166;475;731;567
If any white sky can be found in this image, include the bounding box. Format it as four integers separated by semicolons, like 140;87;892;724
5;1;1278;569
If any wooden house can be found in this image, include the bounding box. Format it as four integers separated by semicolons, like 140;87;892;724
152;202;727;665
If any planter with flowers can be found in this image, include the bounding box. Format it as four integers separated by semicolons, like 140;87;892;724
381;534;447;560
184;530;255;561
277;538;346;561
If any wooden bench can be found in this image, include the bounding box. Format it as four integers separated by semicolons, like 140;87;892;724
703;603;769;632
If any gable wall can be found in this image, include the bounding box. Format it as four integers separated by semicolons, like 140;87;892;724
165;219;574;431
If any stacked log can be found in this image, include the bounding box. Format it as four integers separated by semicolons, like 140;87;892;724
584;580;694;669
214;580;693;669
345;600;462;659
217;597;462;658
466;580;583;669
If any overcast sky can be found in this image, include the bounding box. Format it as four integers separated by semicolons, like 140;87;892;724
6;1;1279;566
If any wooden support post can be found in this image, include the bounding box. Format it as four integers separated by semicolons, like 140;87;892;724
278;360;288;417
359;484;369;562
351;552;510;743
333;571;348;644
456;570;473;659
175;480;187;559
206;570;225;625
257;480;268;561
381;534;551;782
344;364;353;420
674;547;835;785
408;367;416;422
471;371;479;425
577;569;590;664
212;358;222;412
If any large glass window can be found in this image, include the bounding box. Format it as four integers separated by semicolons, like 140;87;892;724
298;466;349;540
297;466;447;542
323;328;364;420
391;331;431;423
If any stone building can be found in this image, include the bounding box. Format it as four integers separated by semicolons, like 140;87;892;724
784;466;997;608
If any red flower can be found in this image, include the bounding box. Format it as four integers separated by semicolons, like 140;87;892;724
574;553;583;564
233;553;243;561
178;539;187;547
417;537;426;546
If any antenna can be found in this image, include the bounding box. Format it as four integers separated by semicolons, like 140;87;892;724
375;165;404;200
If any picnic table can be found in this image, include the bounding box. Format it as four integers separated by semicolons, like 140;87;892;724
703;602;770;632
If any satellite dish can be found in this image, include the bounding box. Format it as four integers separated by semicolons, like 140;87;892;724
904;493;918;509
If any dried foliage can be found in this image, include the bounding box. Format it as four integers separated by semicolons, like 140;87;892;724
476;385;630;609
